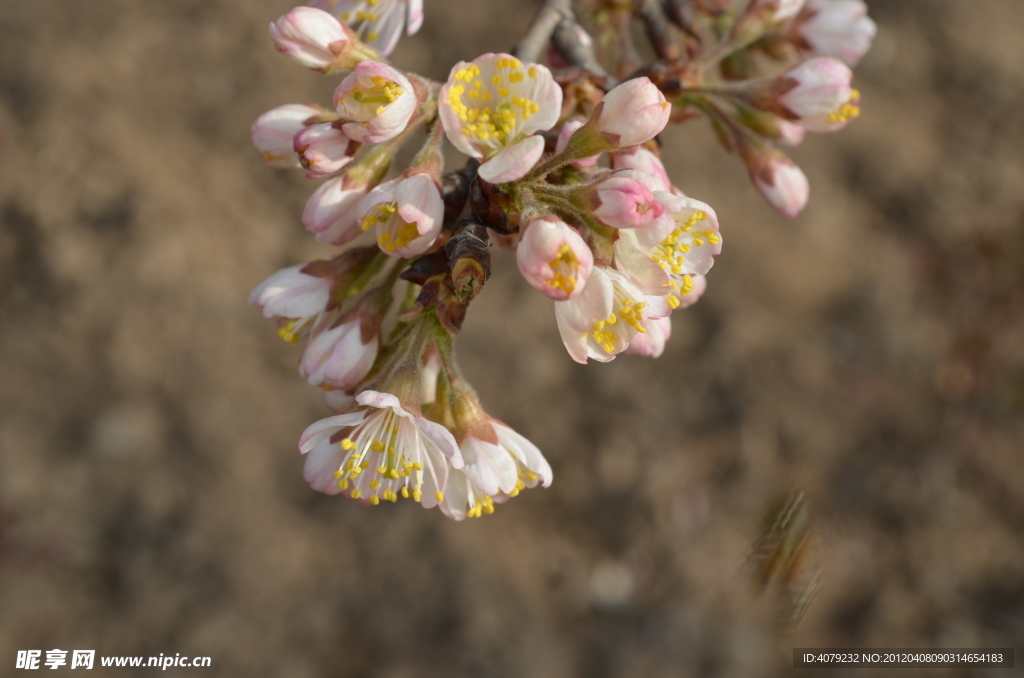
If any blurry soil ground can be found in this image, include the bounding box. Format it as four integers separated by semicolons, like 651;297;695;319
1;1;1023;676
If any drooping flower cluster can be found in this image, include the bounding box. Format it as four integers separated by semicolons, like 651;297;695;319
248;0;874;519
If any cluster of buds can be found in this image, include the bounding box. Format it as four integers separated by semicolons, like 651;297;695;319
248;0;874;519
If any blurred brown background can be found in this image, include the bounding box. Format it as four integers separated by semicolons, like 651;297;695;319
1;1;1022;676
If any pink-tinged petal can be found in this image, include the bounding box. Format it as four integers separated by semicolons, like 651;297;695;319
799;0;876;67
395;173;442;236
626;315;671;358
294;122;358;177
557;268;613;333
777;119;807;146
596;78;671;147
555;307;590;364
610;147;671;191
495;424;552;488
644;292;674;320
439;471;471;521
752;157;810;217
371;4;407;55
779;57;852;118
460;436;517;495
438;61;482;159
302;175;369;245
415;418;463;467
613;230;671;295
251;103;320;169
517;217;593;301
249;265;331;320
299;411;368;452
557;120;599;167
355;389;403;412
269;7;350;72
478;135;545;183
406;0;424;35
591;170;669;230
303;439;346;494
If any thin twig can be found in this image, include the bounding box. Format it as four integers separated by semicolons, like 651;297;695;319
513;0;573;63
638;0;681;60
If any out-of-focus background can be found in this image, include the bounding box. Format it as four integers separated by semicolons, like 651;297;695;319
2;1;1022;676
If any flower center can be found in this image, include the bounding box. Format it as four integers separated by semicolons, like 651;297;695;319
651;210;719;275
828;89;861;124
546;243;580;295
331;408;444;505
447;59;542;151
343;75;405;119
587;287;647;354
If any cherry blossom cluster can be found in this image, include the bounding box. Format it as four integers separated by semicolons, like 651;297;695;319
248;0;875;519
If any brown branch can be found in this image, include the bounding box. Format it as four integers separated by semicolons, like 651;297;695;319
638;0;681;60
513;0;573;63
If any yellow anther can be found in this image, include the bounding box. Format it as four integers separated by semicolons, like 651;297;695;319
338;478;349;490
360;460;370;469
370;495;380;505
333;470;345;478
367;31;378;42
528;67;538;78
401;486;410;498
370;479;380;490
351;489;362;499
413;491;422;502
435;491;445;502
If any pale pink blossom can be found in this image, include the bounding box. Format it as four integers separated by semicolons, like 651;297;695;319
251;104;321;169
269;7;366;73
294;123;360;177
746;151;810;218
516;217;594;301
300;316;378;390
625;315;671;358
302;174;372;245
593;77;671;148
614;193;722;300
299;390;462;507
778;57;853;120
555;120;599;168
439;54;562;183
334;61;418;144
249;265;332;343
356;171;443;257
441;423;551;521
797;0;877;67
311;0;423;56
554;267;648;364
590;170;674;231
610;147;671;192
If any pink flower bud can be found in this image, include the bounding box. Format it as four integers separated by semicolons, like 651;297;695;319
625;315;671;358
251;104;320;169
610;147;671;191
302;174;372;245
294;123;360;178
590;170;673;230
744;149;810;218
556;120;599;167
439;53;562;183
516;217;594;301
269;7;359;72
778;57;853;119
249;265;332;322
797;0;877;67
300;317;379;390
334;61;418;145
594;77;671;148
357;172;443;257
776;119;807;146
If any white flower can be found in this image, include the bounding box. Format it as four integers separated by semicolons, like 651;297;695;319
439;53;562;183
356;171;444;257
797;0;877;67
299;391;463;507
333;61;418;144
300;316;378;390
251;104;321;169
